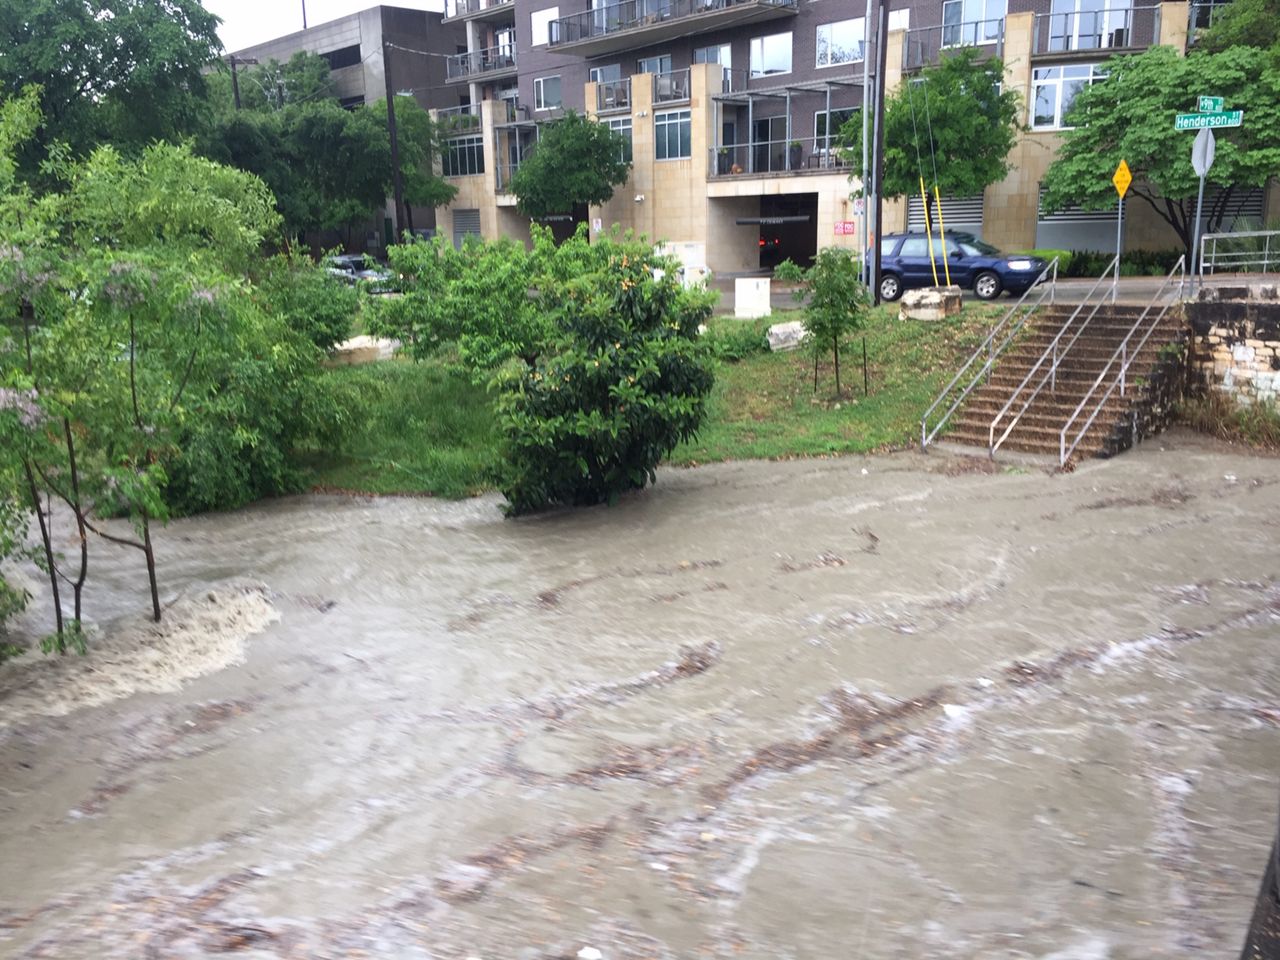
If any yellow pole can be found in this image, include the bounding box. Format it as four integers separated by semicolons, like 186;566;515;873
933;184;952;286
919;176;939;286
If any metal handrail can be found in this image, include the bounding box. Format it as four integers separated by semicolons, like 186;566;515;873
1031;4;1161;54
445;46;517;80
988;255;1119;456
903;18;1005;69
920;257;1059;451
1199;229;1280;280
653;68;690;103
1058;256;1186;465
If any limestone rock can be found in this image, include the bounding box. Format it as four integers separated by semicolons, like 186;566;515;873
327;335;401;366
900;286;963;322
767;320;806;352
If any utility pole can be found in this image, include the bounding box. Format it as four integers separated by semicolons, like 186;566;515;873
225;55;259;111
860;0;873;288
871;0;890;304
302;0;308;29
383;41;406;241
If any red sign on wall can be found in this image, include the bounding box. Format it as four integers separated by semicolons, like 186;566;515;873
834;220;857;236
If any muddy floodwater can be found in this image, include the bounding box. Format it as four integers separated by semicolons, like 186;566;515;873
1;431;1278;959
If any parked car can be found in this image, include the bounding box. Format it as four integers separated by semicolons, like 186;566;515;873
323;254;396;292
876;232;1049;302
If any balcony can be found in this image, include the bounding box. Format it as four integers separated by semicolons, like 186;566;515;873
1032;6;1162;56
595;78;632;113
653;69;690;104
443;0;514;22
445;46;518;83
708;135;853;178
548;0;797;57
902;19;1005;71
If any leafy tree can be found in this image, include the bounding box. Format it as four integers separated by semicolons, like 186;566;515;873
840;49;1021;201
1041;46;1280;256
775;249;871;396
236;52;337;112
508;111;631;219
386;96;460;219
253;253;358;352
0;0;221;175
1194;0;1280;55
374;232;554;370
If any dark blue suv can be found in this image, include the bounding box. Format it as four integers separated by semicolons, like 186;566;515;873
877;232;1049;302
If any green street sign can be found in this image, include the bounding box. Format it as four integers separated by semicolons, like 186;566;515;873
1198;95;1224;113
1175;110;1243;130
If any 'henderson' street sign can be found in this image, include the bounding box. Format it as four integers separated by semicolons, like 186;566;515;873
1175;110;1243;130
1198;95;1224;112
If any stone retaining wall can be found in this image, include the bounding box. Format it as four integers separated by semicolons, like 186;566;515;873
1187;284;1280;404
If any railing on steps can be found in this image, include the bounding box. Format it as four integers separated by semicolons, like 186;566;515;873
919;258;1058;451
988;255;1119;457
1058;256;1186;466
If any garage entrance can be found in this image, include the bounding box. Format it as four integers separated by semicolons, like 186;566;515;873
738;194;818;271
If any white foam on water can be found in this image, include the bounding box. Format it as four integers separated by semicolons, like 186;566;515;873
1040;936;1112;960
0;583;278;729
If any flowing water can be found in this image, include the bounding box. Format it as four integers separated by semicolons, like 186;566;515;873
1;431;1277;959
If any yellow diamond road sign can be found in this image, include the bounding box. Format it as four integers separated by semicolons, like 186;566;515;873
1113;159;1133;199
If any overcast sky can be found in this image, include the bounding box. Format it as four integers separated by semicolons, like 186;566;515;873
204;0;444;53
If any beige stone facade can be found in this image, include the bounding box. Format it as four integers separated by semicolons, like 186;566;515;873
434;0;1273;270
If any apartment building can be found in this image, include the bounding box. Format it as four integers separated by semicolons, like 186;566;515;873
433;0;1275;274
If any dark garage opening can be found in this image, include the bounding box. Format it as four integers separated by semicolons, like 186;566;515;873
738;194;818;271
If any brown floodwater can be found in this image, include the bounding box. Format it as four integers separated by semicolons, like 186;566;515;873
0;430;1277;959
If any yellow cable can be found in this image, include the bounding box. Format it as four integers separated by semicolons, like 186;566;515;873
934;184;951;287
920;176;939;286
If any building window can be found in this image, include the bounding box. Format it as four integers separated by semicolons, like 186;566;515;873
816;19;864;67
530;6;558;46
323;44;362;70
749;32;792;78
443;135;485;176
1031;63;1106;129
654;109;691;160
607;117;633;163
1048;0;1131;51
815;108;857;142
942;0;1005;46
590;64;622;84
637;54;672;75
534;75;562;111
694;43;732;69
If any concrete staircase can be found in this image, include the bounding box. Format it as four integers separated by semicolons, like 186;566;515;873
943;303;1185;458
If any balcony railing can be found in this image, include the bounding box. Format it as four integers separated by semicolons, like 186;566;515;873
708;135;853;178
903;19;1004;70
444;0;513;19
549;0;796;47
596;78;632;112
495;161;520;192
445;46;517;81
653;69;690;104
1032;5;1161;55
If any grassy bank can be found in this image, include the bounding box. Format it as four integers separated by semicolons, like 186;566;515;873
672;304;1000;464
301;360;500;497
303;302;1002;497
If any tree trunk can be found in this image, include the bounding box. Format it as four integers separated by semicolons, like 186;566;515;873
62;419;88;624
834;334;842;396
142;515;160;623
813;349;819;393
23;460;63;640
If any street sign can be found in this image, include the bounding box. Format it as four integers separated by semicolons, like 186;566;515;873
1192;127;1216;177
1198;95;1224;113
1175;110;1243;131
1112;159;1133;199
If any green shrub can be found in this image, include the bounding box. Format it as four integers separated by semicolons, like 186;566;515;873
254;252;358;352
1017;248;1071;271
703;319;770;362
495;230;716;514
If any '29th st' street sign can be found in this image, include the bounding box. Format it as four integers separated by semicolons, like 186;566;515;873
1175;110;1244;131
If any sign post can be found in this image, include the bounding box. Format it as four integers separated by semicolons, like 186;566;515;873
1190;126;1216;284
1112;159;1132;302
